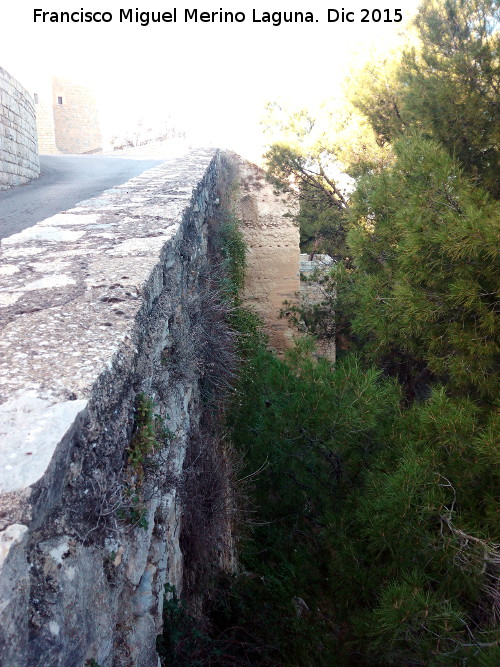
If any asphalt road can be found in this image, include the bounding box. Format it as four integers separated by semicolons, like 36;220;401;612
0;154;164;239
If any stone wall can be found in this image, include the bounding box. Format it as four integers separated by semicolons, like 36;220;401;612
30;74;103;155
0;66;40;190
32;75;58;154
233;156;299;351
0;148;229;666
51;76;102;154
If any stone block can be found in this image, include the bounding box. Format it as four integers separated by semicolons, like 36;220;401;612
0;66;40;188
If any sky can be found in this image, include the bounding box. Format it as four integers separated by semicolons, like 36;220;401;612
1;1;421;158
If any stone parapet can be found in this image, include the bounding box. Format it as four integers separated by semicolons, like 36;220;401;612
0;66;40;189
0;148;225;665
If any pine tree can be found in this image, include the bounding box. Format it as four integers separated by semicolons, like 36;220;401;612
344;135;499;399
351;0;500;197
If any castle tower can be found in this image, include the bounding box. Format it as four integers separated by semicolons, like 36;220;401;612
51;76;102;154
30;75;102;155
32;74;57;154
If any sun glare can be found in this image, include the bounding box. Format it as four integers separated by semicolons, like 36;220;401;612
1;1;420;159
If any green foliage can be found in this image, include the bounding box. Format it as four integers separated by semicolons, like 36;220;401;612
264;141;349;213
350;0;500;197
262;96;392;257
341;387;500;663
262;102;365;257
157;584;218;666
223;333;403;663
406;0;500;197
264;3;499;382
160;160;497;665
347;48;407;148
120;394;173;529
263;100;388;186
127;393;173;481
296;184;348;256
293;1;500;392
343;135;499;399
358;389;498;568
158;8;500;660
117;499;149;530
213;210;247;302
158;579;281;666
367;574;467;663
222;319;499;664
